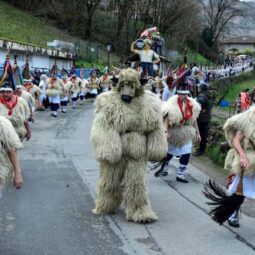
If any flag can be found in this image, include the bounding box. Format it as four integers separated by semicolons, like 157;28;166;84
141;27;157;38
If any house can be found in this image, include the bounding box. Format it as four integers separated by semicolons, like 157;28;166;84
0;39;74;71
220;36;255;53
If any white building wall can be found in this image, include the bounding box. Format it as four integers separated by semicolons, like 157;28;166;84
31;54;49;69
0;48;73;71
0;50;9;65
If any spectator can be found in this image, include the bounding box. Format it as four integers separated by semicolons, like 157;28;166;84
193;84;213;156
162;75;176;102
153;32;164;55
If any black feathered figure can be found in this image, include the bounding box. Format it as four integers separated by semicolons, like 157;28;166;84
203;169;245;225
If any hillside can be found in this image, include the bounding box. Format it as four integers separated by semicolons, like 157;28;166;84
0;1;120;67
0;1;214;69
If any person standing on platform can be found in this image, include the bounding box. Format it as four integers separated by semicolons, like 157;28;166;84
131;39;160;77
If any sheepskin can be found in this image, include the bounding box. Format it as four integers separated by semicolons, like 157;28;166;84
91;68;167;223
0;116;22;189
224;106;255;176
162;95;201;147
22;83;41;99
46;78;62;97
0;96;29;141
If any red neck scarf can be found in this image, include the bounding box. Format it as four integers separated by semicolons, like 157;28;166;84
23;83;33;92
177;97;193;123
50;78;57;88
0;94;18;116
102;74;108;81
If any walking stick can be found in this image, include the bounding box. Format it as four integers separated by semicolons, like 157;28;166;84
203;168;245;225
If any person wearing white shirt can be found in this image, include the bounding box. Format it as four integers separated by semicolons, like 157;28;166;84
162;76;176;102
131;39;160;77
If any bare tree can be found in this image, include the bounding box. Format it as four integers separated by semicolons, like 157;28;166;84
84;0;102;38
199;0;249;46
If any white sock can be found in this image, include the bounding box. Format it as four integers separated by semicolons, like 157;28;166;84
177;164;187;179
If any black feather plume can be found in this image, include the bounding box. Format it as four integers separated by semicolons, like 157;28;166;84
203;179;245;225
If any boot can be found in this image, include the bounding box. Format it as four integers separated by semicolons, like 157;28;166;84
176;165;188;183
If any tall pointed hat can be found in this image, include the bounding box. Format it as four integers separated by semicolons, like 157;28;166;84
13;54;23;86
0;50;15;90
22;52;31;82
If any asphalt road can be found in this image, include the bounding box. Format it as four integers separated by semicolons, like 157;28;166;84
0;101;255;255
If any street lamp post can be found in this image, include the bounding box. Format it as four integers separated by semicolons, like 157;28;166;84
106;43;111;71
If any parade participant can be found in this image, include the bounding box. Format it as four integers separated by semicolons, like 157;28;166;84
131;39;160;77
0;116;23;195
204;106;255;228
46;75;62;117
15;85;35;122
38;74;48;110
99;71;112;93
91;68;167;223
0;82;31;142
80;79;89;104
22;54;41;109
79;79;88;105
155;80;201;182
162;75;176;102
69;74;82;108
153;76;164;98
239;88;251;112
60;75;73;113
193;84;213;156
86;71;100;101
22;78;42;106
223;106;255;227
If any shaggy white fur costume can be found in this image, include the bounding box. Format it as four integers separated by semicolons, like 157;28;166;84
162;95;201;147
0;116;22;190
0;97;29;141
20;90;36;109
69;77;82;95
22;83;41;99
224;106;255;176
46;78;62;97
91;68;167;223
59;80;73;97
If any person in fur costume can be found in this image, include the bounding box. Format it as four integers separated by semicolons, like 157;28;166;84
60;75;73;113
46;75;62;117
69;74;82;108
79;79;88;105
91;68;167;223
0;116;23;197
86;71;100;101
0;83;31;142
15;85;35;122
22;54;41;110
156;80;201;183
223;106;255;227
22;79;41;107
99;72;112;92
